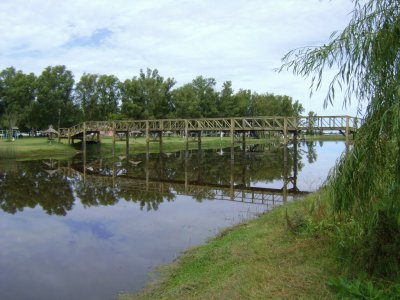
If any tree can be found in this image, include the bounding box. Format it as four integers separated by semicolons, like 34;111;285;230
0;67;36;135
120;77;144;119
218;81;235;117
137;69;175;119
97;74;120;119
32;65;79;130
280;0;400;277
171;84;201;118
192;76;218;117
75;73;100;121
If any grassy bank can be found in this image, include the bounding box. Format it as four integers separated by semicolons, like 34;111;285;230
86;136;272;155
120;193;340;300
0;134;345;160
121;188;400;299
0;137;78;160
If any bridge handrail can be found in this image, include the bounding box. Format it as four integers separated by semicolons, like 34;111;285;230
59;115;363;138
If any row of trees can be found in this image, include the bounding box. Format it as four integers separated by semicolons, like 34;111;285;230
0;66;304;132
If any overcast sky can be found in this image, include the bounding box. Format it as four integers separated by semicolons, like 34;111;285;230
0;0;359;115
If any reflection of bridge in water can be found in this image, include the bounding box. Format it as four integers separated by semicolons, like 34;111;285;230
59;144;308;208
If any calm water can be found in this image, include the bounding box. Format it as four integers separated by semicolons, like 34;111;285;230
0;141;344;300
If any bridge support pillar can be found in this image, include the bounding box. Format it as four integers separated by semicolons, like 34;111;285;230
68;128;71;145
145;121;150;154
283;117;288;144
283;145;288;203
126;132;129;156
230;158;234;200
198;131;202;150
230;118;235;147
159;131;163;153
112;122;116;155
345;115;350;146
82;122;86;153
242;132;246;149
185;120;189;157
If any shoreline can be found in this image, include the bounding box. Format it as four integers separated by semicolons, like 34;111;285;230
120;192;339;299
0;134;345;160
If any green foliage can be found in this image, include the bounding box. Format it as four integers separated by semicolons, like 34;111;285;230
0;67;36;132
32;65;81;129
280;0;400;279
328;276;400;300
1;66;305;130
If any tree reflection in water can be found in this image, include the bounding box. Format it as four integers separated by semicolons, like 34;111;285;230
0;143;315;215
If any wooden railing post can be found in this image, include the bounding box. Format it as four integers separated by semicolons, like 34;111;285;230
146;120;150;154
112;121;116;155
283;117;288;144
345;115;350;145
185;119;189;156
126;132;129;156
230;118;235;147
82;122;86;153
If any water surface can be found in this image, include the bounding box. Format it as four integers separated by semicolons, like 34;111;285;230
0;141;344;300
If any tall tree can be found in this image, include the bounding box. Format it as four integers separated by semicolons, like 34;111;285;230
0;67;36;135
171;84;201;118
219;81;235;117
96;74;120;119
192;76;218;117
32;65;79;130
75;73;100;121
120;77;144;119
137;68;176;119
280;0;400;277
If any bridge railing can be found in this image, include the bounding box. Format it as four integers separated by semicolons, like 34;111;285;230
59;115;363;139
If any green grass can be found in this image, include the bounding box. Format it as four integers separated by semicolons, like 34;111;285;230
0;137;78;160
120;194;340;300
82;136;274;156
0;134;345;160
302;134;345;141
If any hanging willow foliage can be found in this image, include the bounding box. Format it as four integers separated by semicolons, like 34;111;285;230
280;0;400;277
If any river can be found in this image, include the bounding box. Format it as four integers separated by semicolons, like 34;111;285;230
0;141;345;300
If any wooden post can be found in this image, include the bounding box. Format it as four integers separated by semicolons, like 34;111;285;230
242;132;246;148
230;118;235;147
198;131;202;150
68;128;71;145
146;120;150;154
293;141;298;191
345;115;350;145
283;145;288;203
126;132;129;156
159;131;163;153
82;122;86;153
230;158;234;200
283;117;288;144
185;119;189;157
112;121;116;155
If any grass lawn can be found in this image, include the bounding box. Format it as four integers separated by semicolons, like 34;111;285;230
0;137;78;160
0;134;345;160
120;193;340;300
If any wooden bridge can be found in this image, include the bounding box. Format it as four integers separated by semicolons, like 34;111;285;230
59;115;361;153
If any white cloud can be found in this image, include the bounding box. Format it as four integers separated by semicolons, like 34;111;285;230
0;0;358;115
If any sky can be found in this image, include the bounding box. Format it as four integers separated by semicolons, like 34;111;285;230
0;0;359;116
